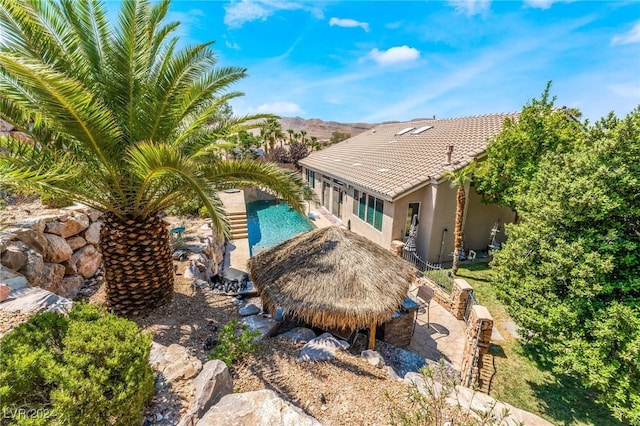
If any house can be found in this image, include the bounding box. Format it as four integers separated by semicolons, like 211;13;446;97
299;113;517;264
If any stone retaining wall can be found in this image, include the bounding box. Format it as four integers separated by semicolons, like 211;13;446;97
1;205;104;298
1;206;225;301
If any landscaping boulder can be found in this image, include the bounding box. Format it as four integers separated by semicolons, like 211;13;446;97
14;216;50;233
150;342;203;383
0;286;72;314
19;249;46;286
66;236;87;251
84;220;102;245
45;212;90;238
185;360;233;422
298;332;349;362
1;241;29;271
40;263;65;294
12;228;48;254
196;389;321;426
361;350;385;368
242;314;280;342
43;234;73;263
59;275;85;299
278;327;316;343
238;303;261;316
0;284;10;302
69;245;101;278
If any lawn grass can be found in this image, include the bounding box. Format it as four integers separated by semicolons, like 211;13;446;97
456;263;622;426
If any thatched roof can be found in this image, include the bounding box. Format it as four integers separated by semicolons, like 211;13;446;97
247;226;415;330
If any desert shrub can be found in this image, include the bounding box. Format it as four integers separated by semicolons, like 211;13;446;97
0;303;155;426
267;146;290;163
288;141;309;166
210;319;260;366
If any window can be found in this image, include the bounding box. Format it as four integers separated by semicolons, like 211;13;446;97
305;169;316;188
358;191;366;220
354;189;383;231
405;202;420;237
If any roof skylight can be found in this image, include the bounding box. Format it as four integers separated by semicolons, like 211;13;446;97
411;125;433;134
395;127;415;136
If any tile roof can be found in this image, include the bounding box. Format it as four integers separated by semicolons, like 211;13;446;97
299;113;518;200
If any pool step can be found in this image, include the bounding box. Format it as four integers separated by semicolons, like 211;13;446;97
228;212;248;240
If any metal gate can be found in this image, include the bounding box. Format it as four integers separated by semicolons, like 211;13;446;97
463;290;478;321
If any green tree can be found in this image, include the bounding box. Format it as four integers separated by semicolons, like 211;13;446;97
0;0;307;315
444;162;475;275
491;108;640;423
330;131;350;144
475;82;583;213
260;117;285;152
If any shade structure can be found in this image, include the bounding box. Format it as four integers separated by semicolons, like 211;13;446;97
247;226;416;331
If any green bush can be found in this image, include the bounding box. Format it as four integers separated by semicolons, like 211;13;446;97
210;319;260;366
0;303;155;426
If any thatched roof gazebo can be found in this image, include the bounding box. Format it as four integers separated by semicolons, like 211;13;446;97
247;226;416;349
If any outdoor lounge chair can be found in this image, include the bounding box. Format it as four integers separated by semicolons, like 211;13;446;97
412;285;434;335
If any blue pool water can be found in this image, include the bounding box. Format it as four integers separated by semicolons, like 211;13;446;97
246;199;314;255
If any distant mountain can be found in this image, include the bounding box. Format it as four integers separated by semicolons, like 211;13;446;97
278;117;377;141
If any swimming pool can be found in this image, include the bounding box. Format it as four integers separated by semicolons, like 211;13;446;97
246;199;314;255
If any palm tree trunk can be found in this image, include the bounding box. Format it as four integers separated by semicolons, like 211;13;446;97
452;185;466;275
100;212;174;315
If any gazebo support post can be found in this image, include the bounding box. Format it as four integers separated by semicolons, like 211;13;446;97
369;320;377;350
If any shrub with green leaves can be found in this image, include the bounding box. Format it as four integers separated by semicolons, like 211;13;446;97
0;303;155;426
210;319;261;366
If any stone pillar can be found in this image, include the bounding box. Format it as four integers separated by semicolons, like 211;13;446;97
450;278;473;320
460;305;493;388
390;240;405;257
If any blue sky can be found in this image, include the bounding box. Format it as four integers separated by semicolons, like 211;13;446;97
139;1;638;123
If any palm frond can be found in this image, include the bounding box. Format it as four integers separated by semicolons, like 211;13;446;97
202;160;307;213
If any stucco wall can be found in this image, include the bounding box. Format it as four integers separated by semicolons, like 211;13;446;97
462;187;515;251
426;183;461;264
391;185;434;260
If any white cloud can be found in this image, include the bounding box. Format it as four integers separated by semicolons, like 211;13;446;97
225;39;241;49
612;21;640;45
448;0;491;16
164;9;205;43
329;17;370;32
256;101;303;115
224;1;323;29
523;0;572;9
368;45;420;65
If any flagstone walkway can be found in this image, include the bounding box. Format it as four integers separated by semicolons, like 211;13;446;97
408;299;466;371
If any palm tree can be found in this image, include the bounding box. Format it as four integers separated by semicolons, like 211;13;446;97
260;118;284;151
0;0;308;315
287;129;295;144
444;162;475;275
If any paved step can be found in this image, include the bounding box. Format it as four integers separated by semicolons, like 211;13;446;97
478;353;496;394
231;233;249;240
227;212;247;218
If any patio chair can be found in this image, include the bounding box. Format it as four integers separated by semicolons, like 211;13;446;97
412;285;434;335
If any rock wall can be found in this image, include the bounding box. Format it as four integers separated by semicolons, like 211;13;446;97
1;206;104;299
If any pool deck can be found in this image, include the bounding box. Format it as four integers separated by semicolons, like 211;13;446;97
218;190;250;271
